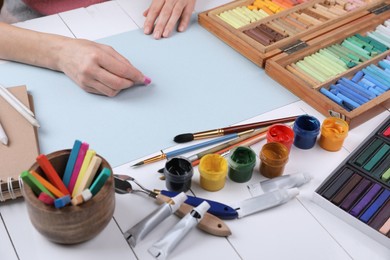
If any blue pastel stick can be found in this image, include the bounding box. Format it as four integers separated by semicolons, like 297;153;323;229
363;74;389;91
89;167;111;196
336;93;360;109
339;78;376;99
351;70;364;82
358;82;382;96
378;60;390;70
362;69;390;90
359;189;390;223
320;88;343;106
63;140;82;186
368;64;390;83
332;84;368;104
54;195;71;209
166;133;239;158
331;85;365;105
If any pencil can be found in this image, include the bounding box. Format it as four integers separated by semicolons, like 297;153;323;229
0;120;8;145
0;85;40;128
173;115;299;143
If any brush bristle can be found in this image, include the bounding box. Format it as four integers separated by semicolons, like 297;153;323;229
173;133;194;143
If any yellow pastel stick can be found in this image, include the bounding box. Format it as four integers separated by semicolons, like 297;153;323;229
72;149;96;197
73;155;102;197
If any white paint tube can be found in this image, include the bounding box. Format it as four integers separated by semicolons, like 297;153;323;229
148;201;210;260
124;192;187;247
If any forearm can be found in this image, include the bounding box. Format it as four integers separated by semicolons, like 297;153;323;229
0;22;68;71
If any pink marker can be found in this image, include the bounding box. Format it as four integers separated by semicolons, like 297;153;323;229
67;142;89;194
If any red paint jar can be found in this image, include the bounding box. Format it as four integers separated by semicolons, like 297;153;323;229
266;124;294;151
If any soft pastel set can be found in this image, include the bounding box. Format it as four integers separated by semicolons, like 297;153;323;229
199;0;390;128
313;116;390;248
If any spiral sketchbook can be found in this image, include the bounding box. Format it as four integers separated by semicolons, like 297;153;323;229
0;85;39;202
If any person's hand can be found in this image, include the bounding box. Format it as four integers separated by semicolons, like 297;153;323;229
143;0;196;39
57;38;151;97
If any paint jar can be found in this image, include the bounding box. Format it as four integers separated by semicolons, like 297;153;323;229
293;115;320;149
164;157;193;192
266;124;294;152
198;154;228;191
318;117;349;151
259;142;289;178
228;146;256;183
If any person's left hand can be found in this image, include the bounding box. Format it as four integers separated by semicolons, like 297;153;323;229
143;0;196;39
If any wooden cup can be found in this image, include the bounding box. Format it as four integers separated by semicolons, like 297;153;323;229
23;149;115;244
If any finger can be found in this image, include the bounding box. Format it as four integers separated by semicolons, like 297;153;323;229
144;0;165;35
85;80;122;97
94;67;135;92
97;51;145;85
143;8;149;17
162;2;187;38
177;3;194;32
152;1;177;39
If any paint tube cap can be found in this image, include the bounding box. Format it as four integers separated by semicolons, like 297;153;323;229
287;188;300;198
293;172;311;186
193;201;210;218
170;192;188;212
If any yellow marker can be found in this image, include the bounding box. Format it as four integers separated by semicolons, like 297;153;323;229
72;149;96;197
73;155;102;197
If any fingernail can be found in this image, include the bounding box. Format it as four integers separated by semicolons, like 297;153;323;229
178;25;185;32
144;76;152;85
153;30;161;39
163;30;170;38
144;26;150;34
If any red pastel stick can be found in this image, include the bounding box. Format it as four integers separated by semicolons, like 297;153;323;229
384;126;390;137
36;154;70;195
67;142;89;194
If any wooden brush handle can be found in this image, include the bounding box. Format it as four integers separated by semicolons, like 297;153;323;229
156;194;232;237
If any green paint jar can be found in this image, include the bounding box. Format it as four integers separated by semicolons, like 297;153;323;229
228;146;256;183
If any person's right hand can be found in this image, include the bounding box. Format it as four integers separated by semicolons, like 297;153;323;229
56;38;151;97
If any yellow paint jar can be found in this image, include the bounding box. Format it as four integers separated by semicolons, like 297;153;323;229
259;142;289;178
318;117;349;152
199;154;228;191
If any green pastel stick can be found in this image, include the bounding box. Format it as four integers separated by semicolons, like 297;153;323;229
354;34;388;52
340;41;371;59
89;167;111;196
304;56;334;78
381;166;390;182
296;60;327;82
312;53;345;74
367;32;390;48
319;49;348;68
306;55;338;78
355;139;383;166
363;144;390;171
20;171;55;198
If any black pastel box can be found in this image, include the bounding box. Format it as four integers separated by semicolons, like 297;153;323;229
312;116;390;248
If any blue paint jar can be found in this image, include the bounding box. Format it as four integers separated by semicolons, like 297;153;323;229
293;115;320;149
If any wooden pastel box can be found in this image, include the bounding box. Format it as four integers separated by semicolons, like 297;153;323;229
199;0;390;128
265;5;390;128
198;0;385;67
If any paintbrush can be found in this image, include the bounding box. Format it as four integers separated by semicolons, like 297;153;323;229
131;129;254;167
173;115;299;143
157;126;271;173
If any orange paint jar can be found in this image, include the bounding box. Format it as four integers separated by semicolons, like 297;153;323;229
318;117;349;152
199;154;228;191
259;142;289;178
